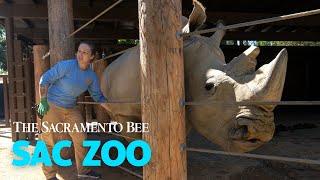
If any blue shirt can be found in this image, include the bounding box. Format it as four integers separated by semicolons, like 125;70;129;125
39;59;107;108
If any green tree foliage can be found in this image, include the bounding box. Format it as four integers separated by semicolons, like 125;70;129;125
0;26;7;73
117;39;139;45
252;41;320;47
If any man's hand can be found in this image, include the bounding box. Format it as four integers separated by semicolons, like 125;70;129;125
101;102;111;112
38;98;50;116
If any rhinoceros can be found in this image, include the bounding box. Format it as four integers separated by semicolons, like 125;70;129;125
100;0;287;152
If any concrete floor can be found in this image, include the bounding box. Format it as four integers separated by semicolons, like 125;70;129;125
0;125;140;180
1;109;320;180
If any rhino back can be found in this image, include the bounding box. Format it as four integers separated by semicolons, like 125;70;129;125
101;46;141;117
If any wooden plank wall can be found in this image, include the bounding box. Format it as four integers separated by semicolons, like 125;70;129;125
7;39;35;141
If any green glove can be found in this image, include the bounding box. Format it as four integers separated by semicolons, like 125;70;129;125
38;98;50;116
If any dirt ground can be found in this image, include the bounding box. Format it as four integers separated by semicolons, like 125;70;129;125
0;109;319;180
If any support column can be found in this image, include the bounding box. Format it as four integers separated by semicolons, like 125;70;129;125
138;0;187;179
33;45;50;134
48;0;75;66
5;17;17;141
47;0;75;158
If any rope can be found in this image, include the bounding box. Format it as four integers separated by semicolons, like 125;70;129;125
187;148;320;166
94;155;143;179
42;50;50;60
66;0;124;40
92;46;136;63
42;0;124;59
179;9;320;38
78;101;320;106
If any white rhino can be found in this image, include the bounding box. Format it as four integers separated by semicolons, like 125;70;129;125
101;0;287;152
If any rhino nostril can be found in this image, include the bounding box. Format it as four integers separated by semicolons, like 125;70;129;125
248;138;259;143
230;126;248;140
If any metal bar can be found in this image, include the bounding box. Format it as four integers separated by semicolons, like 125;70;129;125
105;131;139;141
77;101;141;105
187;148;320;165
184;101;320;106
92;46;136;63
94;155;143;179
180;9;320;38
78;101;320;106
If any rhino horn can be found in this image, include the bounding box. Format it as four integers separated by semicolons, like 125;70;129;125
226;46;260;76
248;48;288;111
182;0;206;33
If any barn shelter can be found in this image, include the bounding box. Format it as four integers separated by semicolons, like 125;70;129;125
0;0;320;179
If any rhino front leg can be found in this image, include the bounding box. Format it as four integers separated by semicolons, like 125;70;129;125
114;115;142;143
113;115;143;158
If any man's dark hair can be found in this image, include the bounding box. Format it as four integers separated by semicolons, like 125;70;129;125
80;41;97;56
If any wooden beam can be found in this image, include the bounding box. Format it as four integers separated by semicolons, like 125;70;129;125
275;27;288;32
0;3;138;21
32;0;39;4
139;0;187;179
261;25;274;32
0;4;48;18
0;18;4;27
3;0;12;4
244;25;257;32
14;28;139;40
20;18;34;28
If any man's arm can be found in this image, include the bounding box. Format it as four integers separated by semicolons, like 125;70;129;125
39;85;48;98
38;85;50;116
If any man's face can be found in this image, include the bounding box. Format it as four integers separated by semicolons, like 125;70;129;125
77;43;94;64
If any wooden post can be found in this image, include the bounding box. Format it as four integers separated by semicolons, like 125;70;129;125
48;0;75;66
93;54;110;124
14;40;27;140
24;56;34;140
33;45;50;134
48;0;75;158
138;0;187;179
85;96;93;123
3;76;9;127
5;17;18;141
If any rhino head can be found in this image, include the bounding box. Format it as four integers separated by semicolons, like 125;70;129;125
183;0;288;152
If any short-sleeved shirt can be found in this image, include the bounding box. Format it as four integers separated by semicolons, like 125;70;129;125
39;59;107;108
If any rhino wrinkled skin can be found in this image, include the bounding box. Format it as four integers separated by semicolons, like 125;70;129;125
101;0;288;152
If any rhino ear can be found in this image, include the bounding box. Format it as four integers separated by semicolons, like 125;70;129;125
181;16;189;29
210;20;226;46
225;46;260;76
182;0;206;33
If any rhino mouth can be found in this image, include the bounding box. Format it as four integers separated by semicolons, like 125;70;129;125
228;117;266;151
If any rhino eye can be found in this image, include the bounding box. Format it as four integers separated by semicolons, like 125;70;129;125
205;83;215;91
